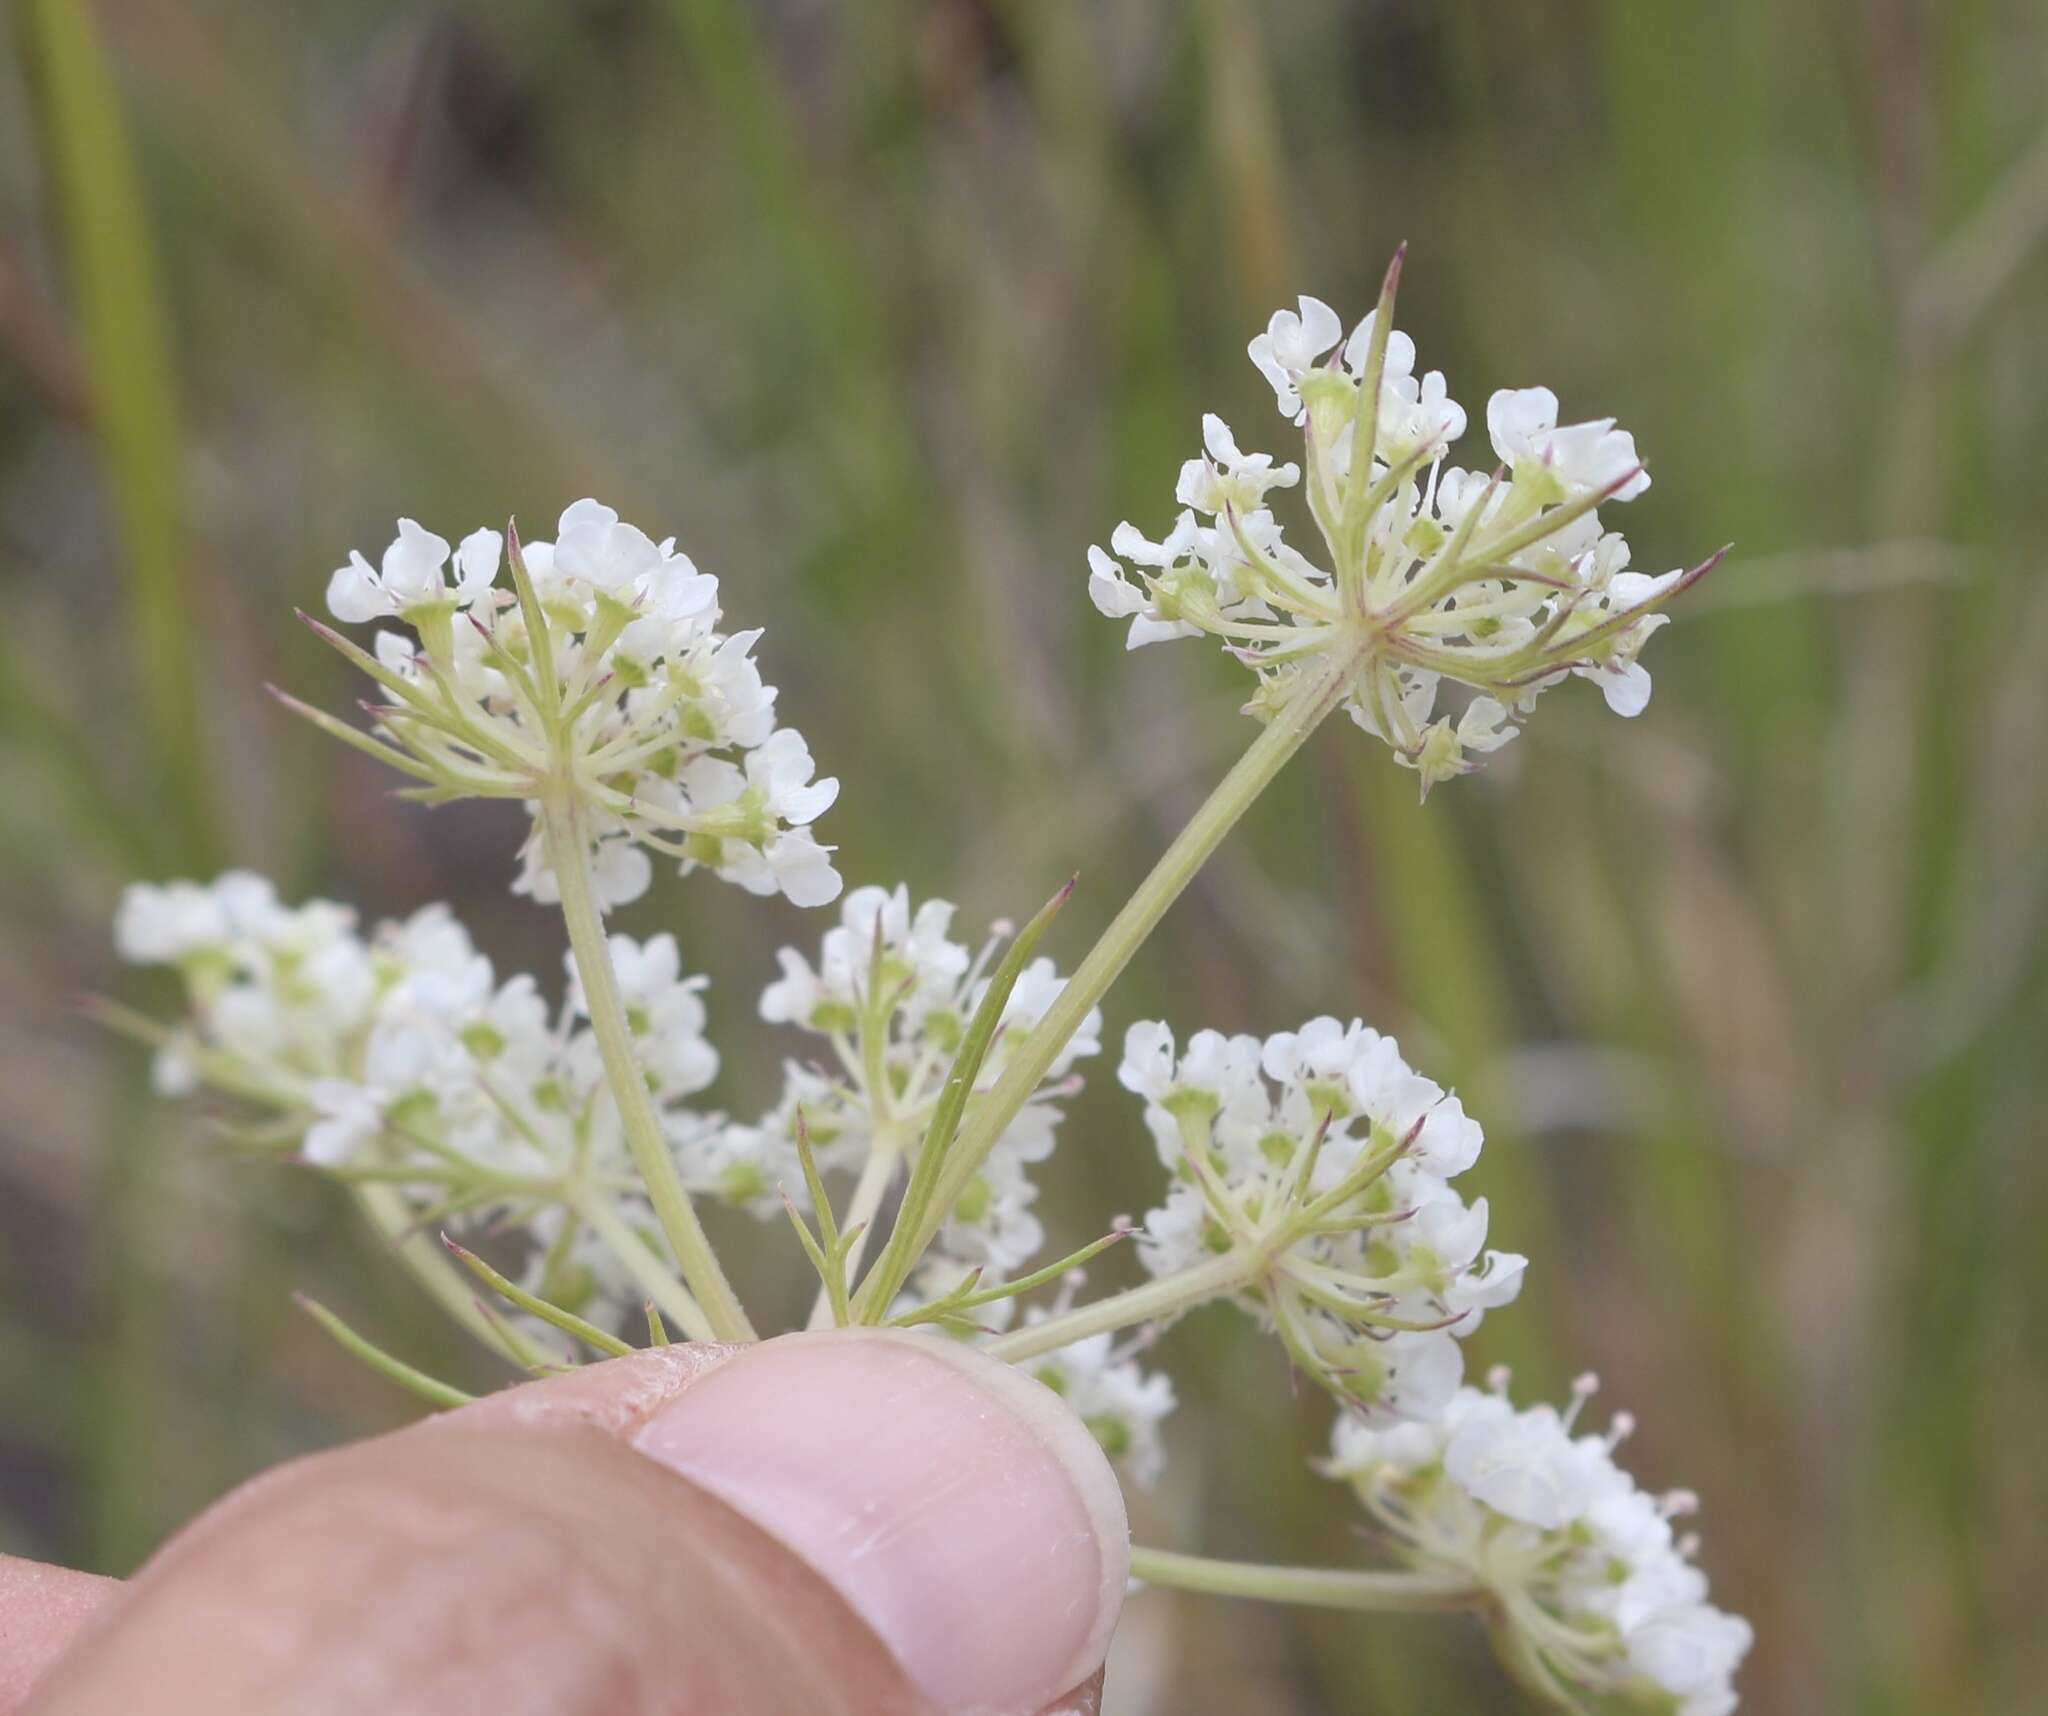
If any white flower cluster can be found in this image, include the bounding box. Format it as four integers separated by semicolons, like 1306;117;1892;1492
738;883;1100;1279
1125;1016;1524;1419
1325;1373;1753;1716
731;885;1180;1485
1088;285;1707;795
321;499;840;908
115;874;729;1318
1022;1323;1177;1489
116;873;378;1100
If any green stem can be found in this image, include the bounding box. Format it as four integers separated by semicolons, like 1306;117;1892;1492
540;787;754;1341
917;652;1356;1258
807;1131;901;1330
983;1251;1252;1362
353;1182;560;1366
1129;1547;1482;1614
575;1190;719;1344
295;1295;475;1411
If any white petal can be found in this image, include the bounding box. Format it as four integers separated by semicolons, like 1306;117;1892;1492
1600;661;1654;717
591;841;653;908
557;497;618;537
770;832;843;907
325;551;386;623
1293;295;1342;359
1486;386;1559;465
778;774;839;826
453;528;503;604
1201;413;1244;466
381;518;450;603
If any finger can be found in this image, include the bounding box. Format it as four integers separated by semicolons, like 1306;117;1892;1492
0;1560;118;1714
629;1331;1129;1713
26;1419;930;1716
26;1330;1127;1716
456;1330;1128;1710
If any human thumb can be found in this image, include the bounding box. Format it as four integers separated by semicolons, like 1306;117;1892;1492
22;1330;1128;1716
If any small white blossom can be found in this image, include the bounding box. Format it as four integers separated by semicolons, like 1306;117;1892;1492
311;499;841;908
1176;415;1300;517
1127;1016;1520;1417
549;498;667;594
1089;259;1714;792
1486;386;1651;503
938;1148;1043;1274
325;521;501;625
1325;1373;1752;1714
115;877;235;965
115;877;731;1330
678;1112;801;1221
1247;294;1345;421
1025;1325;1177;1488
738;885;1100;1285
567;933;718;1098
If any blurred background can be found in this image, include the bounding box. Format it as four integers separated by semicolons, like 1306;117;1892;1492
3;1;2045;1710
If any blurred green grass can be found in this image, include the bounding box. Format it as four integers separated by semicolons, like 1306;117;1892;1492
2;3;2045;1711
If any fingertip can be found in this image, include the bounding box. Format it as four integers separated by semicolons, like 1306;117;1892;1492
0;1559;117;1714
433;1342;746;1440
632;1330;1129;1716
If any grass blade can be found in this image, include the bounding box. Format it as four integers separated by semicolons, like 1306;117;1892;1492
18;0;218;867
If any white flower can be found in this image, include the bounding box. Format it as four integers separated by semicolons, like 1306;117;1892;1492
1127;1013;1513;1416
569;933;718;1097
513;820;655;911
550;498;665;593
1486;385;1650;503
591;838;658;910
1027;1328;1178;1487
939;1149;1043;1274
747;887;1102;1276
615;550;721;661
692;629;779;748
742;728;840;827
1327;1373;1752;1713
1412;695;1518;799
757;946;830;1030
304;1078;383;1167
760;884;971;1030
1442;1395;1590;1529
680;1116;801;1221
984;957;1101;1083
1086;526;1204;650
325;520;499;623
1086;260;1710;795
114;877;739;1329
1337;311;1466;467
300;1014;453;1169
669;731;844;907
1176;415;1300;516
116;874;378;1082
1628;1606;1756;1707
303;499;842;910
1135;1181;1220;1277
115;879;233;964
1247;294;1344;421
717;826;843;908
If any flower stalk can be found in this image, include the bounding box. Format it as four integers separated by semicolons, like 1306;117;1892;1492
806;1124;900;1328
1129;1547;1482;1615
540;785;750;1341
570;1182;717;1342
983;1251;1252;1363
907;649;1358;1274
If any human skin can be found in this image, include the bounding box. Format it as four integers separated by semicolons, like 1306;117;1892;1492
0;1330;1127;1716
